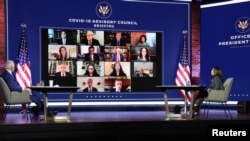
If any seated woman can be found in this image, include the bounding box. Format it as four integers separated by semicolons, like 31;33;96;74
137;47;151;62
137;34;150;47
84;64;100;77
193;66;225;116
109;62;127;77
56;46;70;60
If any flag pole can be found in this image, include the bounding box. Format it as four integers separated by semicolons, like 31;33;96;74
183;30;190;113
182;30;188;70
16;23;32;88
17;23;31;110
175;29;192;109
182;30;188;78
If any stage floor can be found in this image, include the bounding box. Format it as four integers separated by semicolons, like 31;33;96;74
1;106;250;140
2;109;250;124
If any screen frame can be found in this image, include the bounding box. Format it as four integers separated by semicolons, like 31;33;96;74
41;27;163;96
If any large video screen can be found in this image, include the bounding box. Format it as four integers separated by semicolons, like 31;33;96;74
41;28;162;92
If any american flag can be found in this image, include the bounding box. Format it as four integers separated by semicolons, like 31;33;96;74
16;26;32;88
175;30;191;103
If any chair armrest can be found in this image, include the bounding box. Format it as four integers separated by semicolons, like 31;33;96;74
205;89;227;102
10;91;31;104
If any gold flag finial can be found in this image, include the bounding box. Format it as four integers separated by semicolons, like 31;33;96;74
20;23;27;29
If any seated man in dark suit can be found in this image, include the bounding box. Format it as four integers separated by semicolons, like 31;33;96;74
83;78;98;92
57;31;74;45
110;32;126;46
110;79;126;92
112;46;124;61
84;46;100;62
136;67;150;77
54;61;72;77
0;60;43;116
82;30;100;46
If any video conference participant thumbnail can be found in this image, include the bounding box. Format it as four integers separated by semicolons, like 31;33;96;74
104;62;131;79
104;78;131;92
77;77;104;92
77;45;104;61
76;61;104;77
48;45;77;60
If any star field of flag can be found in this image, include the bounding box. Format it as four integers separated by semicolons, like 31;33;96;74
17;31;30;65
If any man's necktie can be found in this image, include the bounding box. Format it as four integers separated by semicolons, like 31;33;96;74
117;41;120;46
117;55;120;61
89;88;92;92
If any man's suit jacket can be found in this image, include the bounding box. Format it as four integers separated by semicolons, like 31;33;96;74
0;70;22;92
83;87;98;92
110;88;126;92
54;71;72;77
84;53;100;61
1;69;42;108
57;38;74;45
111;39;126;46
136;73;150;77
112;54;124;61
82;39;100;46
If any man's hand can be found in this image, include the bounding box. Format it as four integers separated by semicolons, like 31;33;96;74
24;88;32;95
207;88;211;92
